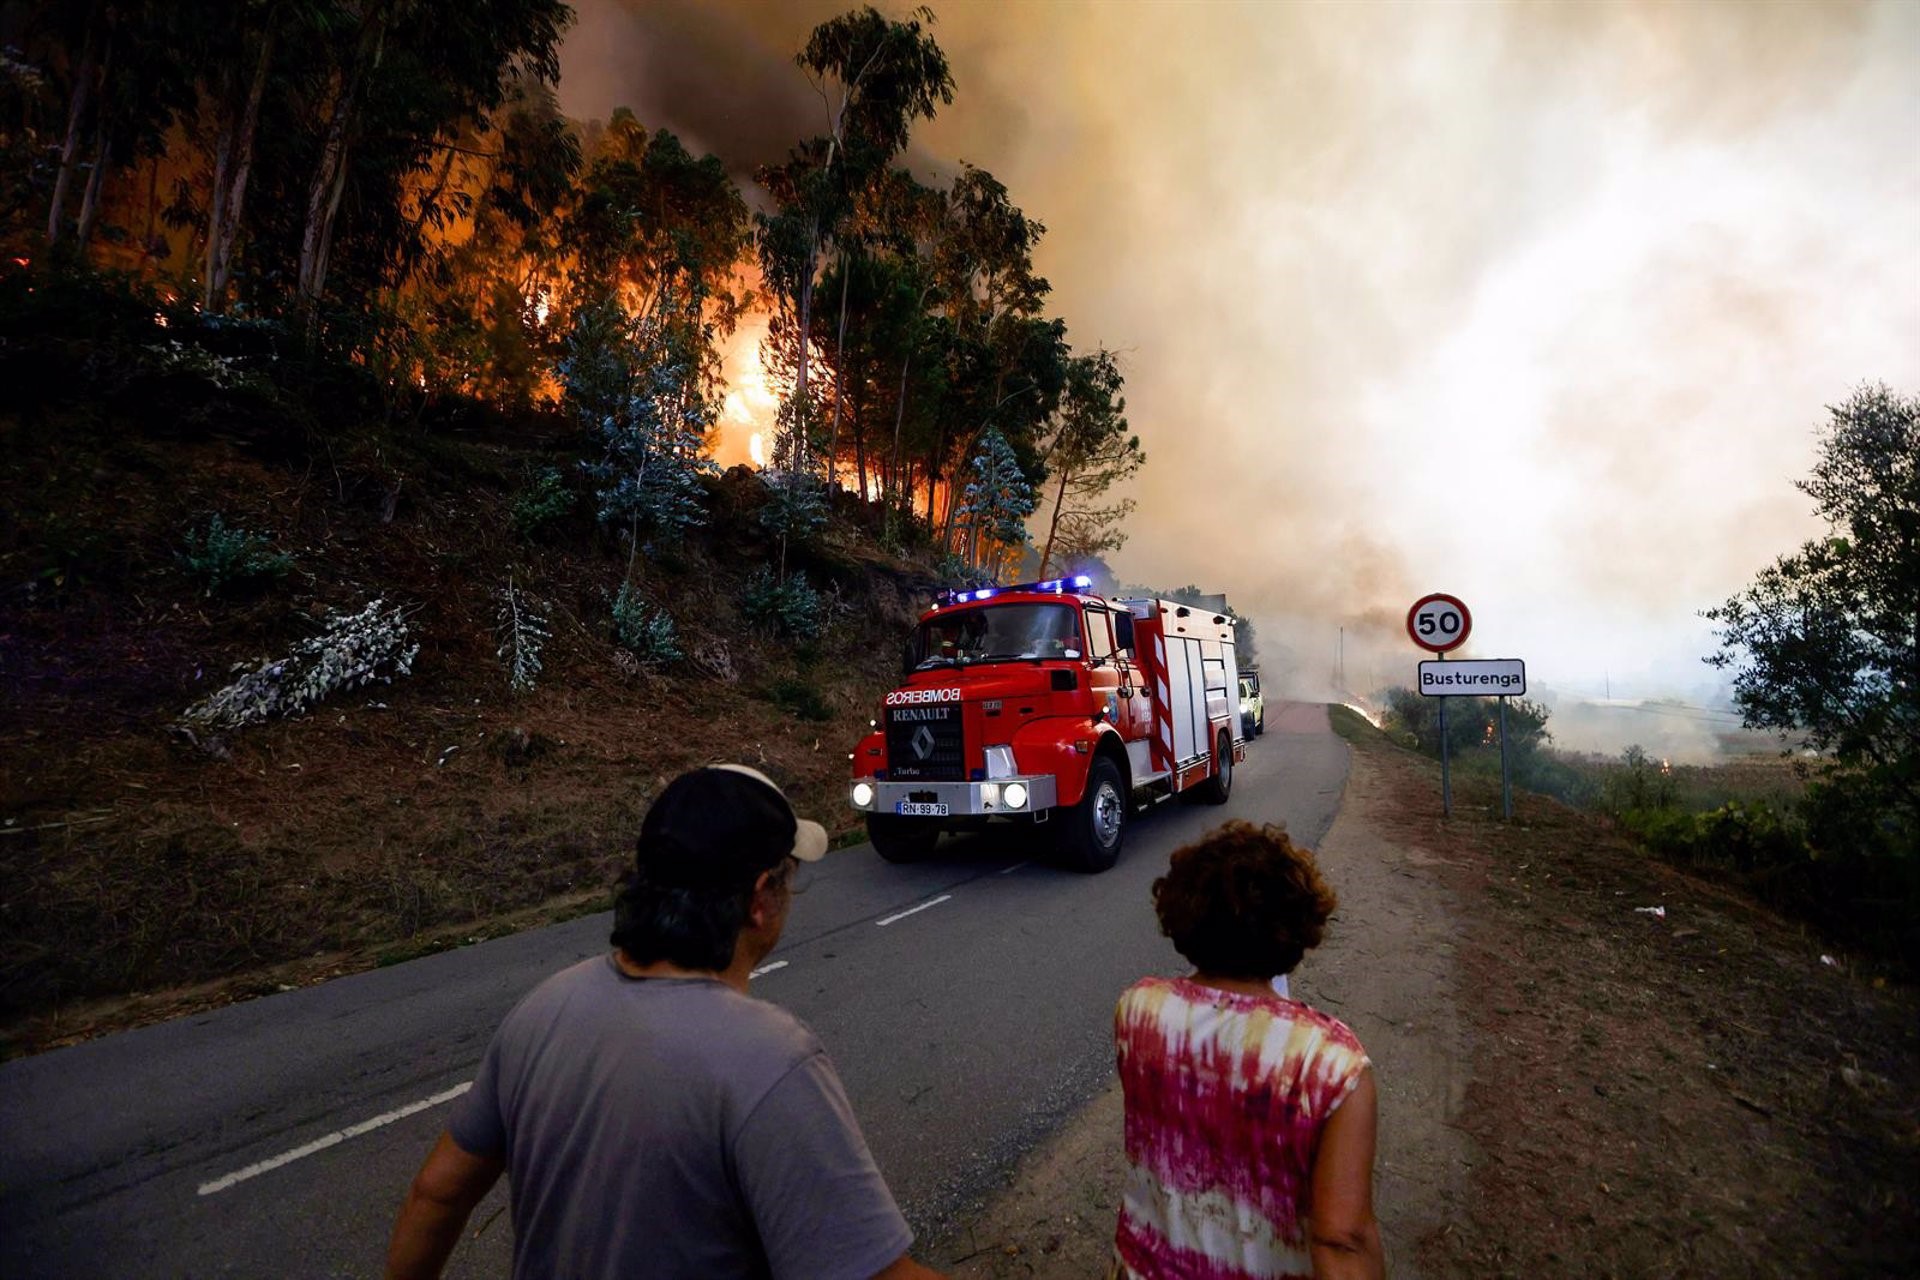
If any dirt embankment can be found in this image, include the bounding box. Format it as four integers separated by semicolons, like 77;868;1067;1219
930;711;1919;1278
0;403;935;1054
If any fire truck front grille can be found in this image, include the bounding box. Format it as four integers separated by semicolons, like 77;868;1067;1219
885;706;965;781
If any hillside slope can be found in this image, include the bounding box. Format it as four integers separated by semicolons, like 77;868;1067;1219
0;292;935;1046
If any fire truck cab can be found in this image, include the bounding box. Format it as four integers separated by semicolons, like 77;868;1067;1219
848;577;1245;872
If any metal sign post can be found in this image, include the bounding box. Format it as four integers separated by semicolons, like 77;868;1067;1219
1406;594;1472;819
1438;652;1451;817
1498;695;1512;821
1414;654;1527;822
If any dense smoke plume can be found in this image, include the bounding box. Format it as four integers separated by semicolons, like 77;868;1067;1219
557;0;1920;757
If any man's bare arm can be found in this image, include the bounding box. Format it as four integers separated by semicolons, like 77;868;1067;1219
384;1131;505;1280
1309;1068;1386;1280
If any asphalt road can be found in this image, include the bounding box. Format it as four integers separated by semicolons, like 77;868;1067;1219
0;705;1349;1277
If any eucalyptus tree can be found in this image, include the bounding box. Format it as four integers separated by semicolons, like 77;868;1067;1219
926;164;1061;543
291;0;570;311
754;5;952;484
560;116;749;442
1035;347;1144;577
41;0;197;253
566;117;749;346
410;74;579;403
200;1;332;310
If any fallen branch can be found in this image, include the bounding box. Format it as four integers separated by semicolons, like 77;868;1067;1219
0;814;115;836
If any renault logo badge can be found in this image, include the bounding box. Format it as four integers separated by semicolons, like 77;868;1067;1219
911;725;936;759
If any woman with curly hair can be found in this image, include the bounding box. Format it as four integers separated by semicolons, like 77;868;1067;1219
1111;821;1383;1280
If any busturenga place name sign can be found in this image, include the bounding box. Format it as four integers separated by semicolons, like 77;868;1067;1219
1417;659;1526;696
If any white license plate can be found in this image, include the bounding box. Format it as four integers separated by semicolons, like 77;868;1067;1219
896;802;949;817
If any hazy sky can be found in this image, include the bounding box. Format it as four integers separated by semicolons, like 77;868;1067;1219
557;0;1920;747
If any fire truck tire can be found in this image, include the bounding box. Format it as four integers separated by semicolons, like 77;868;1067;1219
1198;730;1234;804
1057;756;1126;873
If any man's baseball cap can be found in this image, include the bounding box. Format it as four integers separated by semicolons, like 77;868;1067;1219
634;764;829;890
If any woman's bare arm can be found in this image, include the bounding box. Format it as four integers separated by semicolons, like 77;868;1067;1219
1309;1067;1386;1280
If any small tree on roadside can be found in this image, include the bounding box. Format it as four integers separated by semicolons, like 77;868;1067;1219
1705;383;1919;855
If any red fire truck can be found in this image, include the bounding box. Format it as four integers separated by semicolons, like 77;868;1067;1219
847;576;1245;871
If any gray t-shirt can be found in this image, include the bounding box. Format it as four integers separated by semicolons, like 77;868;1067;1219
449;956;911;1280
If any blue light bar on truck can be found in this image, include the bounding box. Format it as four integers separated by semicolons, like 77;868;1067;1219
937;574;1101;605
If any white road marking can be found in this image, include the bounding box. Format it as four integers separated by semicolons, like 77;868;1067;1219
749;960;789;978
875;894;953;927
197;1081;473;1196
998;861;1030;875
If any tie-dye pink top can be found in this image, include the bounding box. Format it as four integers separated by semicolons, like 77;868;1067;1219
1112;977;1370;1280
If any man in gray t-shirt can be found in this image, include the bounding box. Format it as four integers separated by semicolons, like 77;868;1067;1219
385;765;945;1280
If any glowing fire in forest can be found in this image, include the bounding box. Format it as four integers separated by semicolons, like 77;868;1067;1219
716;309;778;469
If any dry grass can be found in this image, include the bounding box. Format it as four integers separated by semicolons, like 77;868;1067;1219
1332;713;1920;1278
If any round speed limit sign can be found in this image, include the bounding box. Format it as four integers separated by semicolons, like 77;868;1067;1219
1407;593;1472;653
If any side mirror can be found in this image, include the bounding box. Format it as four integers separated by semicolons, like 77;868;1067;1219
1114;613;1136;652
900;642;915;675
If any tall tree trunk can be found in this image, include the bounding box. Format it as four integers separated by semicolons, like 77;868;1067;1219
1037;466;1070;580
886;352;909;503
140;153;159;278
207;21;276;311
825;253;852;489
852;382;869;499
47;9;101;246
202;80;235;307
73;111;111;250
791;220;819;474
298;5;388;307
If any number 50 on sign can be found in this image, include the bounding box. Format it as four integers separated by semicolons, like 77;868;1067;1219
1406;593;1472;653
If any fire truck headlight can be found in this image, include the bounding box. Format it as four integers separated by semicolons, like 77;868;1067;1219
1003;782;1029;810
851;782;875;809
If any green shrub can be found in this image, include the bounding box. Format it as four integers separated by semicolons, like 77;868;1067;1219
767;676;833;722
1601;745;1678;812
611;582;682;667
932;551;981;590
740;566;825;642
511;466;575;538
180;515;294;595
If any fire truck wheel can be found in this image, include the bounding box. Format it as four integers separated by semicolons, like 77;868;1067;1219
1199;730;1234;804
867;813;939;863
1057;756;1126;873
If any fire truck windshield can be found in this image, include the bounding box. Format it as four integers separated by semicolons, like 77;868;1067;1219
910;603;1083;669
